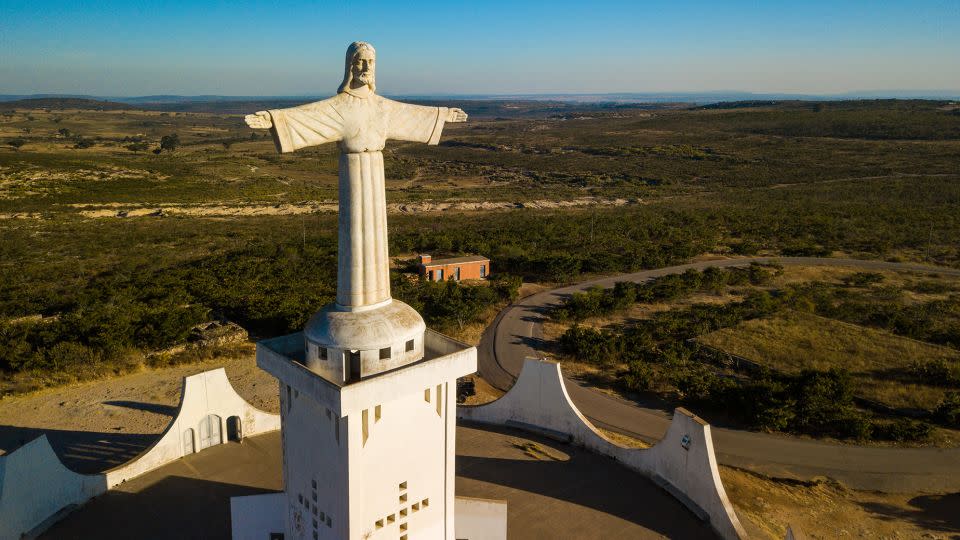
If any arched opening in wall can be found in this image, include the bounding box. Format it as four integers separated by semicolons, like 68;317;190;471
183;428;195;455
199;414;223;450
227;415;243;442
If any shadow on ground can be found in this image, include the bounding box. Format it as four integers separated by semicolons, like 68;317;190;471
0;425;158;473
860;493;960;536
457;422;717;539
40;433;283;540
34;424;719;539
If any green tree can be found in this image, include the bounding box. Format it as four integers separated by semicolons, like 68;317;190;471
160;133;180;152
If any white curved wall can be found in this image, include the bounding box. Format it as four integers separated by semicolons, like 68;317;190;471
457;357;748;540
104;367;280;487
0;367;280;539
0;436;106;540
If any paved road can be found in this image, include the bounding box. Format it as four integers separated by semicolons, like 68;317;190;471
478;256;960;493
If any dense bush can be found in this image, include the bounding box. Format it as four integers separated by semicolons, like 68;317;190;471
908;358;960;387
394;274;519;333
934;392;960;427
551;264;779;321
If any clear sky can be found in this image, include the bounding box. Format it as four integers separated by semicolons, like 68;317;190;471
1;0;958;96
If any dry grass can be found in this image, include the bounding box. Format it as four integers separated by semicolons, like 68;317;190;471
721;466;960;539
699;310;959;410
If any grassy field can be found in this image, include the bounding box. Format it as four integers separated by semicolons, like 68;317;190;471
699;310;960;410
547;264;960;443
2;98;960;398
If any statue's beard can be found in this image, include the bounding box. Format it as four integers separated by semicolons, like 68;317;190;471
355;73;372;85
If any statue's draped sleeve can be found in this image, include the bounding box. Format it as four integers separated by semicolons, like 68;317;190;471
384;99;449;145
268;98;344;153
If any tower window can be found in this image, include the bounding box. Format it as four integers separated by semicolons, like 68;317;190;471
320;347;328;360
405;339;414;352
379;347;391;360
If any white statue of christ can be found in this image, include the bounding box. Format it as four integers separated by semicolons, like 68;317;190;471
245;41;467;310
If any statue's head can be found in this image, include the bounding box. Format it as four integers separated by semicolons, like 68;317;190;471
338;41;376;94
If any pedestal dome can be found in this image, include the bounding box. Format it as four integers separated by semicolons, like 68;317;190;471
303;299;426;383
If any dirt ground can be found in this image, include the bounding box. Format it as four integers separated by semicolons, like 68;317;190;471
0;350;279;458
2;351;959;537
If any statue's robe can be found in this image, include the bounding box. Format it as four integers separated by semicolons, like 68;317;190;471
267;87;448;308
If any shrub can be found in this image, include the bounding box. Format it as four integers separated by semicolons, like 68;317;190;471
558;325;620;366
623;360;654;391
908;358;960;387
843;272;885;287
934;392;960;426
871;419;933;442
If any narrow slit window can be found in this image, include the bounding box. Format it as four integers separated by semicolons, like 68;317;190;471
320;347;328;360
362;409;369;446
424;388;430;402
326;516;332;527
436;384;442;416
375;405;382;422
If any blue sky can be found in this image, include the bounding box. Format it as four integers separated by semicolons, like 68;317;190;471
1;0;958;96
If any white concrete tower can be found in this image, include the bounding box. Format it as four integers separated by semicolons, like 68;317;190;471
240;41;487;540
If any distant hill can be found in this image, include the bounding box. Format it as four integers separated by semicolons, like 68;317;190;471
0;97;134;111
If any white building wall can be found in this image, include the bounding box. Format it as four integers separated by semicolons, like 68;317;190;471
349;382;449;540
260;331;477;540
453;497;508;540
281;383;348;540
231;492;286;540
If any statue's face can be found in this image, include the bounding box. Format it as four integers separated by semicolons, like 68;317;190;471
351;50;375;88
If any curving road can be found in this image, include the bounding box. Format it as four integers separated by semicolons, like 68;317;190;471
478;257;960;493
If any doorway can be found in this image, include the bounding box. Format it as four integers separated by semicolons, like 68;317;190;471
227;415;243;442
198;414;222;450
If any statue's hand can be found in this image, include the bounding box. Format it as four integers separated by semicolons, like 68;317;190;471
245;111;273;129
446;108;468;123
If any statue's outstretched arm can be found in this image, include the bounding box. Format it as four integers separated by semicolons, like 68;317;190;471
245;111;273;129
446;108;468;123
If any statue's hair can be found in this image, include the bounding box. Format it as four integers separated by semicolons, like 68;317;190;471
338;41;376;94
